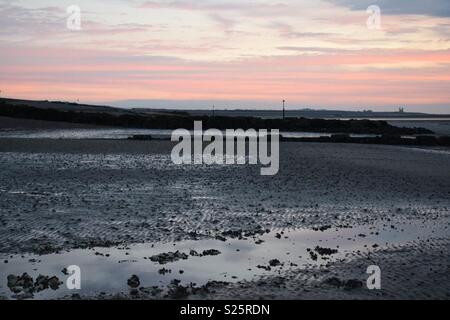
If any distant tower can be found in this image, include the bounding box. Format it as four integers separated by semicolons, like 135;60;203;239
282;100;286;120
212;105;215;118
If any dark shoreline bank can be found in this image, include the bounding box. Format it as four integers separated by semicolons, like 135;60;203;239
126;133;450;147
0;98;433;136
280;134;450;147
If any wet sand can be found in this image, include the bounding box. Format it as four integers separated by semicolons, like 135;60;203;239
0;139;449;299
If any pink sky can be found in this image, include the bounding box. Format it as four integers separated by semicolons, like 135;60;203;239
1;0;450;112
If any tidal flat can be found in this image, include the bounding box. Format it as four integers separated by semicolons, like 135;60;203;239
0;138;449;299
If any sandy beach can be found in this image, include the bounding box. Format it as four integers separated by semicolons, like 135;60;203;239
0;138;449;299
2;0;450;311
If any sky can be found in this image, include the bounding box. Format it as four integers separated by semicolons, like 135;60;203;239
1;0;450;113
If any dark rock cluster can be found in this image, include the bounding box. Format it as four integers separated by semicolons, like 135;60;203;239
324;277;364;291
7;273;63;299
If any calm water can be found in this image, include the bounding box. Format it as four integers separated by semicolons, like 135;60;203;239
0;119;448;139
0;128;383;140
0;218;446;299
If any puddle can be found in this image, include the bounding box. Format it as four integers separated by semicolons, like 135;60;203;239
0;217;448;299
405;147;450;156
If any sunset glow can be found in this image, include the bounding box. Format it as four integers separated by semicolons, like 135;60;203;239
1;0;450;112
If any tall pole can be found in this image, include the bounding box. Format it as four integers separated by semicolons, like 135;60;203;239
282;100;286;120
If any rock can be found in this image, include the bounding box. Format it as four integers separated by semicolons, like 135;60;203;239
269;259;281;267
149;286;163;297
256;265;271;271
127;275;140;288
344;279;363;291
314;246;338;256
35;275;50;292
222;230;242;238
313;225;332;232
130;289;139;296
7;275;19;288
16;273;34;289
188;231;198;239
10;286;22;294
215;235;227;242
149;251;189;264
189;250;199;256
201;249;221;256
8;273;62;294
48;276;62;290
128;135;153;141
168;284;189;299
325;277;342;287
32;243;59;255
71;293;82;300
307;250;318;261
158;268;171;275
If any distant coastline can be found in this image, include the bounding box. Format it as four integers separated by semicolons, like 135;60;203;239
142;108;450;120
0;98;435;136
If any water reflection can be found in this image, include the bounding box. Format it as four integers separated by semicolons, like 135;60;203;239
0;217;446;300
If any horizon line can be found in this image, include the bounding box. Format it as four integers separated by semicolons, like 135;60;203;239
2;96;450;115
